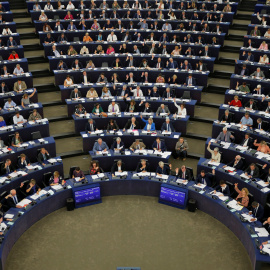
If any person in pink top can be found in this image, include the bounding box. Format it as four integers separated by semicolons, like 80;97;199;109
64;11;74;20
106;45;115;55
91;19;100;30
253;140;270;154
258;41;268;50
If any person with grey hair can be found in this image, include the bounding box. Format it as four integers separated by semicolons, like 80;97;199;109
219;109;233;123
216;127;234;142
111;137;125;152
156;104;170;116
156;161;171;175
225;155;244;170
207;141;221;163
253;84;263;95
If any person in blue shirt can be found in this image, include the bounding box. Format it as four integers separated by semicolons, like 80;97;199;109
4;98;16;110
240;112;253;128
140;115;155;131
0;116;6;127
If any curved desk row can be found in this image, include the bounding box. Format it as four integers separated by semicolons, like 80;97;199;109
81;130;180;152
66;98;197;117
54;68;209;87
0;23;16;34
49;54;215;73
0;34;20;47
0;72;33;89
0;173;269;270
44;41;221;59
235;60;270;78
60;84;203;102
197;157;270;206
39;29;226;46
239;48;270;63
73;113;189;134
243;35;270;49
0;58;28;74
0;46;24;61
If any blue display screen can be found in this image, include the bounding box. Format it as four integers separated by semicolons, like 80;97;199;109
74;186;101;205
159;187;186;206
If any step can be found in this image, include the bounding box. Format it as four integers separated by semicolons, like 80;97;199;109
57;150;85;159
23;44;43;52
207;84;227;94
42;101;64;107
47;116;71;122
197;102;220;108
209;71;232;79
235;14;254;20
53;132;77;140
35;84;59;93
221;45;241;53
16;22;33;29
31;69;53;78
189;116;215;124
226;34;244;42
185;133;209;140
217;57;236;66
231;23;248;31
28;56;47;64
19;33;37;40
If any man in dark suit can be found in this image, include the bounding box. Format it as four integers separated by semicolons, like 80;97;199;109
111;137;125;152
212;24;223;33
57;60;68;70
166;58;178;69
70;88;82;99
0;82;9;93
122;32;131;42
125;56;137;68
242;51;254;62
198;46;211;57
196;60;207;72
156;161;171;175
2;188;23;210
111;160;126;175
71;59;83;70
85;119;97;133
159;33;169;43
250;201;264;222
219;109;234;123
240;133;253;148
151;57;164;69
147;87;160;98
162;88;175;99
175;165;191;180
123;117;140;130
185;75;196;86
239;64;249;76
152;137;166;152
226;155;244;170
111;58;123;69
196;170;213;186
161;117;175;132
37;148;51;165
245;163;260;178
80;71;91;84
1;65;9;76
57;33;68;43
245;98;259;110
139;101;152;113
1;159;15;175
215;180;230;196
7;37;17;47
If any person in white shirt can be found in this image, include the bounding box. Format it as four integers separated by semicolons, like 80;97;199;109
13;112;26;124
264;29;270;38
259;54;269;64
108;101;120;114
66;1;75;10
13;64;24;76
173;98;187;117
0;214;7;235
107;32;117;42
44;1;54;10
132;0;142;9
131;86;144;97
2;27;12;35
257;12;267;26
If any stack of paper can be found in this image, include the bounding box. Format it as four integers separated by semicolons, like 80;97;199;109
194;184;206;189
255;227;269;237
208;161;220;166
48;158;57;163
240;173;249;179
257;180;269;187
156;174;169;180
261;187;270;193
51;184;63;191
176;179;188;185
17;198;31;207
227;200;243;211
241;213;255;222
114;171;128;177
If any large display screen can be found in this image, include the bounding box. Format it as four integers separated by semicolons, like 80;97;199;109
74;186;101;206
159;185;188;208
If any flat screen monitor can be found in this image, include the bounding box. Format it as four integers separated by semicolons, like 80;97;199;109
159;184;188;209
73;184;101;208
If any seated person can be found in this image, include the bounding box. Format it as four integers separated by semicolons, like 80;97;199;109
111;137;125;152
93;138;109;154
57;60;68;70
21;89;37;108
14;79;27;92
86;88;98;98
4;98;16;110
140;115;155;131
1;159;15;175
98;73;108;83
240;133;253;148
251;67;265;78
175;137;188;160
255;118;266;131
130;86;144;98
72;59;83;70
13;64;24;76
216;127;234;142
147;87;160;98
185;74;196;86
64;75;74;88
0;82;8;94
11;132;23;147
152;137;166;152
89;160;102;175
139;101;151;113
196;170;214;186
101;87;112;98
235;81;250;93
25;179;41;195
13;112;26;125
240;112;253;128
29;109;42;121
49;171;65;186
107;119;119;131
37;148;51;165
161;117;175;132
173;101;186;117
207;141;221;163
156;161;171;175
250;201;264;222
156;104;170;116
108;101;120;114
130;139;146;151
92;103;104;115
70;88;82;100
136;159;149;173
125;100;137;113
253;140;270;154
75;104;86;116
245;163;261;178
175;165;191;181
214;180;230;196
244;99;258;110
2;188;23;209
72;167;85;181
219;109;234;123
228;95;242;107
234;184;249;207
226;155;243;170
85;119;97;133
111;160;126;176
163;88;175;99
0;116;6;127
123;117;140;130
8;51;19;60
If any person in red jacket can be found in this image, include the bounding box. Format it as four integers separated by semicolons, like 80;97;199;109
228;95;242;107
8;51;19;60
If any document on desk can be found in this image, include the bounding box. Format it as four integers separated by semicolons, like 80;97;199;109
241;213;254;222
51;184;62;191
0;177;7;184
4;214;14;219
262;247;270;255
82;134;88;138
261;187;270;193
176;179;188;185
74;177;80;182
236;145;249;151
240;173;249;180
255;227;269;237
257;180;269;187
208;161;220;166
194;184;206;189
115;171;128;177
48;158;57;163
220;142;231;149
156;174;169;180
17;198;31;207
9;172;19;178
227;200;243;211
